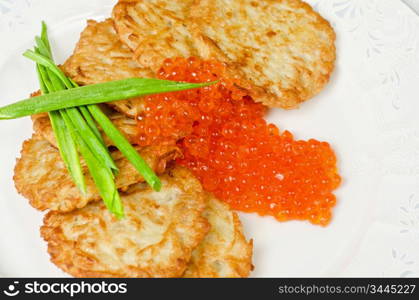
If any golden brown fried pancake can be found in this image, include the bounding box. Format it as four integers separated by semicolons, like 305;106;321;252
14;135;181;212
112;0;335;109
33;110;139;148
62;19;152;118
183;194;253;278
41;166;209;278
112;0;198;72
190;0;336;109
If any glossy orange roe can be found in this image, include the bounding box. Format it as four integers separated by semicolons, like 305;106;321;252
137;57;341;226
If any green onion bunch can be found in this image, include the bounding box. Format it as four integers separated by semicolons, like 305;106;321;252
2;22;214;218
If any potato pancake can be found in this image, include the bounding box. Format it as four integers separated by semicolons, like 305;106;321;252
41;166;209;277
62;19;152;118
112;0;336;109
14;135;180;212
184;194;253;278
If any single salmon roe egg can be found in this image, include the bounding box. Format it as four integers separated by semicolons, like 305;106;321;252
137;57;341;226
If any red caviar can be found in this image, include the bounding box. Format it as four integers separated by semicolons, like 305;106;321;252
137;57;341;226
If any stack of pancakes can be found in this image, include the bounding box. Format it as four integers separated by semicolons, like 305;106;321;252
14;0;336;277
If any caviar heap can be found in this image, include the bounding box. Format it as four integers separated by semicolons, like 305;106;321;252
137;57;341;226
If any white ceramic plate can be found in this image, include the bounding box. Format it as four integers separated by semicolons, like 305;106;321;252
1;0;419;277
